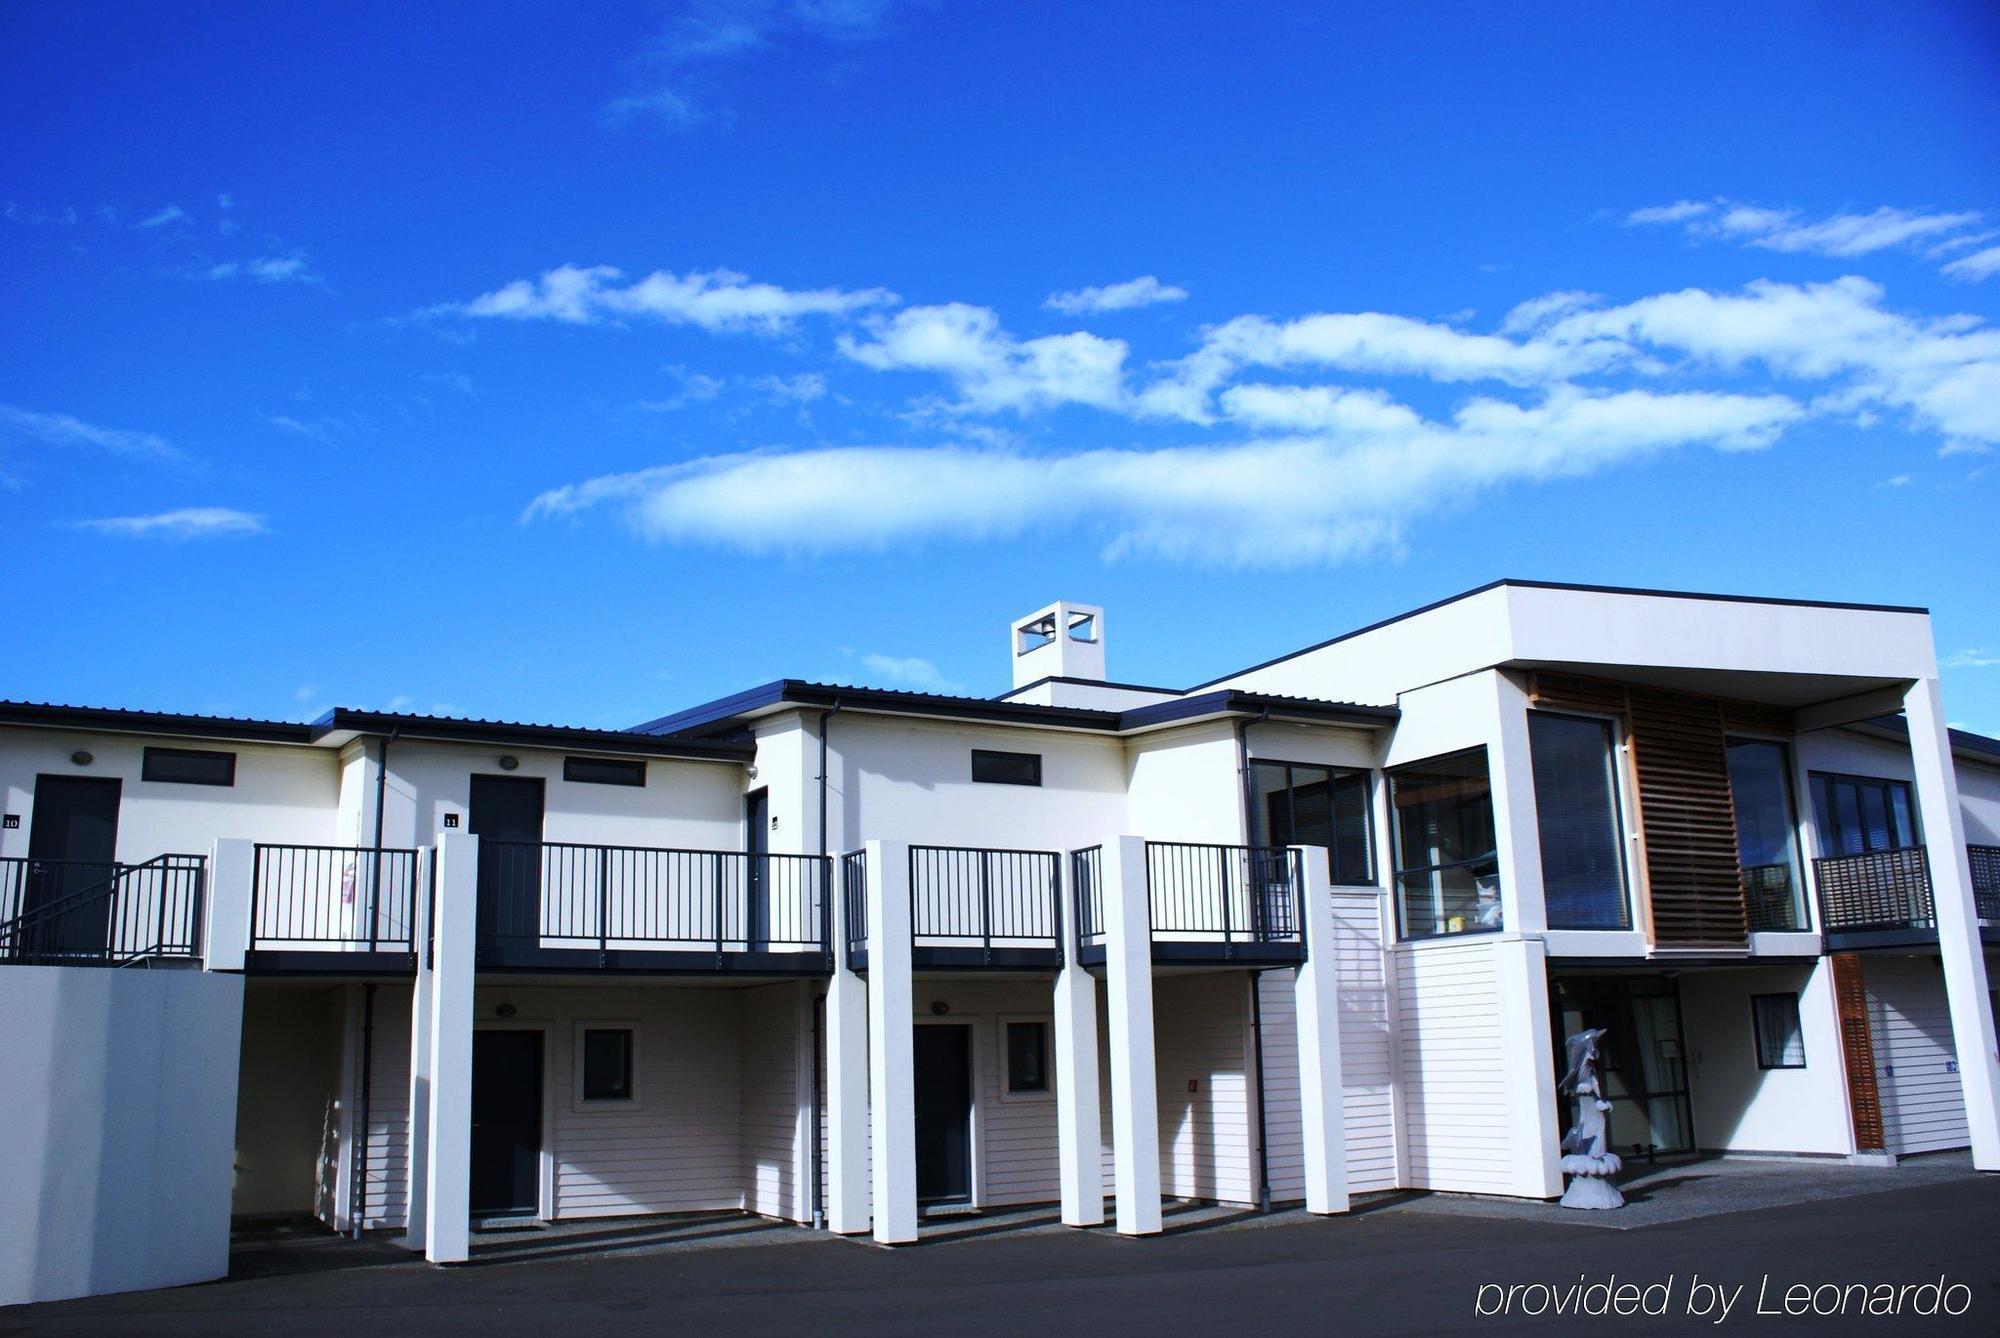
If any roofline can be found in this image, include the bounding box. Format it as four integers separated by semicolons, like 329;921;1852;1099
1851;714;2000;767
1186;578;1933;692
0;701;314;745
997;675;1183;701
635;680;1396;739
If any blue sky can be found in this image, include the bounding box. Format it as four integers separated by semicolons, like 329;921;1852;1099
4;0;1998;731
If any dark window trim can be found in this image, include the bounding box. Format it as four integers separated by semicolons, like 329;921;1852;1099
580;1026;637;1101
1527;709;1633;931
971;749;1042;786
563;755;648;787
1807;770;1919;853
1751;992;1807;1070
141;745;237;787
1247;755;1377;886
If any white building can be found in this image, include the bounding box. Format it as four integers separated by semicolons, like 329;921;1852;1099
2;580;1996;1305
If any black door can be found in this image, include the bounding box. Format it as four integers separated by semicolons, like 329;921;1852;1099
469;776;544;950
470;1029;544;1217
914;1024;974;1205
745;787;769;948
24;775;122;955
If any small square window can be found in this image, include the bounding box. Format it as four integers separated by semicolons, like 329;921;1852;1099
142;746;236;787
1006;1020;1050;1094
1752;993;1805;1069
564;756;647;787
581;1028;635;1101
972;749;1041;786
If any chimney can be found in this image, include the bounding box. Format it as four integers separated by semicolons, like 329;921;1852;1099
1011;601;1105;689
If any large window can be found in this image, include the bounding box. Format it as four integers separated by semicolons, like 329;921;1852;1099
1528;713;1630;930
1810;773;1917;856
1728;740;1805;931
1247;760;1374;885
1389;748;1500;939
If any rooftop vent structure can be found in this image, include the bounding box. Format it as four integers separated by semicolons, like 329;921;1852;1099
1011;601;1105;690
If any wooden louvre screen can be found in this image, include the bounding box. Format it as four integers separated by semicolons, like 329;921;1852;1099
1829;952;1886;1151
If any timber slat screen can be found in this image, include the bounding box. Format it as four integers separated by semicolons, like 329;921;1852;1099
1829;952;1886;1150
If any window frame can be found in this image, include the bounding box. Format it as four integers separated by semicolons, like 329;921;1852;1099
563;755;648;788
574;1022;642;1109
141;745;237;787
1526;710;1633;931
1387;746;1502;941
971;749;1042;787
999;1015;1055;1101
1246;756;1377;887
1725;734;1809;931
1807;770;1919;857
1750;993;1806;1070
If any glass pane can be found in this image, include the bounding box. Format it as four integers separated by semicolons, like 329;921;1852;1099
1006;1022;1048;1092
1833;782;1864;855
1390;749;1495;872
1330;771;1374;884
1395;859;1502;938
1528;714;1629;929
583;1029;633;1100
1889;784;1915;849
1727;740;1803;931
1248;762;1290;849
1859;785;1891;853
1753;994;1805;1067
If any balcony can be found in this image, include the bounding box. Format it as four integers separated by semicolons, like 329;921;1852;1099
245;844;421;975
1972;845;2000;922
842;845;1066;972
476;840;830;974
0;855;206;967
1072;841;1306;966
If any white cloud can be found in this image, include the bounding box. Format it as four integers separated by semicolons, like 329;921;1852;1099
451;264;896;334
207;253;318;284
754;372;828;403
1628;197;1988;276
839;303;1130;414
0;404;179;459
1942;244;2000;283
858;653;962;694
1626;200;1711;226
136;204;187;229
1043;276;1189;315
70;507;266;540
1944;649;2000;669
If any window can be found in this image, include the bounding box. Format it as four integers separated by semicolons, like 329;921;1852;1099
971;749;1041;786
564;756;647;787
1728;740;1805;931
1005;1020;1050;1095
1809;773;1916;856
142;746;235;787
1388;748;1500;939
580;1027;636;1102
1247;760;1374;885
1528;713;1630;930
1752;993;1806;1069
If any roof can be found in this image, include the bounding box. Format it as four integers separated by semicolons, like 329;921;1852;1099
632;679;1396;739
1851;714;2000;767
0;701;752;763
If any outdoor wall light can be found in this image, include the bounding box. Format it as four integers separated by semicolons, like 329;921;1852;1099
930;1001;950;1016
70;750;93;766
498;755;519;771
495;1002;518;1019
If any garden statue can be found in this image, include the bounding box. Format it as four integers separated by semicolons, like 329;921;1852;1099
1556;1027;1625;1209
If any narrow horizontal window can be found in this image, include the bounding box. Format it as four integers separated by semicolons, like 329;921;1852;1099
1006;1021;1050;1094
142;746;236;787
581;1028;635;1101
563;756;647;787
1752;993;1806;1069
971;749;1041;786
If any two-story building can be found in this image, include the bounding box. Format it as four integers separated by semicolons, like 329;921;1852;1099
3;580;1996;1307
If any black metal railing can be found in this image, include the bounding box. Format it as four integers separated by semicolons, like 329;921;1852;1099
0;854;205;966
841;849;868;968
1970;845;2000;922
1815;846;1933;933
1741;862;1804;932
1070;845;1103;948
478;841;827;959
908;845;1062;962
251;845;419;953
1144;841;1302;945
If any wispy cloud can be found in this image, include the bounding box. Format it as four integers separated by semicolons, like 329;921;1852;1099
136;204;188;229
1942;244;2000;284
1043;276;1189;315
206;252;319;284
444;264;896;334
1627;198;1993;279
69;507;267;540
859;652;962;693
839;303;1130;414
1944;649;2000;670
0;404;180;460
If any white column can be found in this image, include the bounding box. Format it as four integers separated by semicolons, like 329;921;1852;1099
1487;672;1548;935
865;840;917;1244
1905;677;2000;1170
1103;836;1161;1236
825;882;870;1234
1495;936;1563;1198
424;831;477;1264
403;847;436;1252
1291;845;1349;1214
1054;874;1104;1227
203;838;254;972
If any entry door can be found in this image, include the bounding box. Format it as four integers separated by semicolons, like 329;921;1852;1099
1552;976;1694;1156
914;1024;974;1205
469;776;545;945
745;787;769;948
470;1030;544;1217
24;775;122;954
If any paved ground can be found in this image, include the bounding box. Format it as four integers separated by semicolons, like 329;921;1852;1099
7;1171;1998;1336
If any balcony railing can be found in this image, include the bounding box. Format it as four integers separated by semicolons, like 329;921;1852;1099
909;845;1063;968
1741;862;1804;933
1071;845;1103;948
1067;841;1305;965
1815;846;1934;934
0;854;205;967
478;841;829;970
1971;845;2000;922
249;845;419;965
841;849;868;971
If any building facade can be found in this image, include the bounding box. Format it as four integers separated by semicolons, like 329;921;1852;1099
2;580;1997;1304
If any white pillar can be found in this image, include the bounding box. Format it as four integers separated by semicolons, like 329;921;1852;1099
1487;672;1548;936
825;876;870;1234
1905;677;2000;1170
1291;845;1349;1214
203;838;253;972
403;847;436;1252
865;840;917;1244
1103;836;1161;1236
424;831;477;1264
1054;878;1104;1227
1495;936;1564;1198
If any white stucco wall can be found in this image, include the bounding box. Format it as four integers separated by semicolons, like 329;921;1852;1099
1955;757;2000;846
0;965;244;1307
1680;962;1853;1156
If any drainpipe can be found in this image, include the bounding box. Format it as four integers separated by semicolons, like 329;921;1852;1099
811;700;841;1230
1235;708;1274;1212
